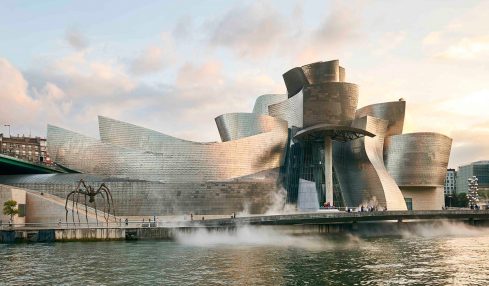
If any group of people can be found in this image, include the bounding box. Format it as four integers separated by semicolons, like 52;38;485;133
470;204;481;210
141;216;160;227
360;205;379;212
344;205;385;212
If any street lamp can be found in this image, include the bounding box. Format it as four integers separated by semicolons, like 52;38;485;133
4;124;10;137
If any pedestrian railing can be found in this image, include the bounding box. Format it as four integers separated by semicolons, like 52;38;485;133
0;221;164;230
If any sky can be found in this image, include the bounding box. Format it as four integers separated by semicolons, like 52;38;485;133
0;0;488;169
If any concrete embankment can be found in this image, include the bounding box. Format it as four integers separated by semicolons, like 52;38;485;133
0;227;183;243
3;210;489;243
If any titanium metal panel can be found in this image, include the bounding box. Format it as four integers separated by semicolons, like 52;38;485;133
268;91;304;128
384;132;452;187
355;101;406;137
215;113;287;142
282;60;342;97
302;82;359;127
301;60;340;84
252;94;287;115
283;67;308;97
333;116;407;210
0;173;281;215
49;120;288;183
339;66;345;82
98;115;203;150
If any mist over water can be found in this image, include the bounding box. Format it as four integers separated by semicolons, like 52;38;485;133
400;220;489;238
175;226;364;251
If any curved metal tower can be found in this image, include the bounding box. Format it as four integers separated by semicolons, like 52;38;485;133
283;60;374;206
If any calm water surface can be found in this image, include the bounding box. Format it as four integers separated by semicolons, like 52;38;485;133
1;222;489;285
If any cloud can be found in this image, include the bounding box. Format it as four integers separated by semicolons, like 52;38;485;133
49;52;136;98
0;58;37;122
205;1;362;64
1;49;283;143
422;2;489;62
173;16;193;40
129;33;176;75
437;36;489;60
422;32;441;46
312;2;361;47
207;2;287;58
449;121;489;167
65;28;89;50
372;31;406;56
0;58;73;136
130;46;166;75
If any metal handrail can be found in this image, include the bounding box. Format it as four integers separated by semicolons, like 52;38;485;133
0;221;164;230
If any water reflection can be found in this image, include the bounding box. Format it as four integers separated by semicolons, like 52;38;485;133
0;223;488;285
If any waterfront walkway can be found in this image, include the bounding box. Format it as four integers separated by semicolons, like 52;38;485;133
2;210;489;243
187;209;489;227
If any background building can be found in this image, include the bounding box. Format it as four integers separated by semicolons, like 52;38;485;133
444;168;457;195
0;134;50;164
456;161;489;194
456;161;489;209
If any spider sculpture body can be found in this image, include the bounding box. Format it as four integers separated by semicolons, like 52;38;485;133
64;179;116;226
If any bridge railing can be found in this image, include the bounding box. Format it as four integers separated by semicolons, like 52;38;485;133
0;221;164;230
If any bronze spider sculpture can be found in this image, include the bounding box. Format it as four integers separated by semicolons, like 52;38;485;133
65;179;116;226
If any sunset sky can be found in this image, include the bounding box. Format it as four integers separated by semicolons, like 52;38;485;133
1;0;488;168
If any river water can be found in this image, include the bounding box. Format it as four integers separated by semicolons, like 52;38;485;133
1;221;489;285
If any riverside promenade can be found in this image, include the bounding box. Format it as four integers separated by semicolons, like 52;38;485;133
188;209;489;227
2;210;489;243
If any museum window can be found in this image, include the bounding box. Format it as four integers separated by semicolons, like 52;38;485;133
18;204;26;217
404;198;413;210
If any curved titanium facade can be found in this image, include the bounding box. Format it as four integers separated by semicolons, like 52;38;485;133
50;118;288;183
215;113;287;142
301;60;341;84
282;60;345;97
384;132;452;187
302;82;358;127
268;91;304;128
356;101;406;137
98;115;201;151
28;58;453;214
0;173;281;216
333;116;407;210
252;94;287;115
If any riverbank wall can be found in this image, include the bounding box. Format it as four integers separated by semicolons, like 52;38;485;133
3;210;489;243
2;219;489;243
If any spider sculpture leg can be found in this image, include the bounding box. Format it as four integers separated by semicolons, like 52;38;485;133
71;191;77;226
98;184;115;222
84;193;89;227
66;179;87;225
100;184;116;220
75;189;81;226
93;196;98;226
65;190;76;225
96;190;109;225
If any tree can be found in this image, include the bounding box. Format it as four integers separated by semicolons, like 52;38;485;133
3;200;18;221
444;193;469;208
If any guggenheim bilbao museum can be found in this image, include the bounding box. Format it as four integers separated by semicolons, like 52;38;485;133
0;60;452;216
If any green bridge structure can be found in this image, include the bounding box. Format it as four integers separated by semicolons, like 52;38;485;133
0;153;74;175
